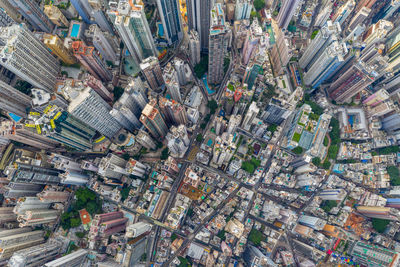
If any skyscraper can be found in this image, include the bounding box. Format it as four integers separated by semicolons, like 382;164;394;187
140;56;164;91
68;86;121;138
242;20;262;65
111;0;157;64
363;20;393;48
110;78;147;132
304;41;348;88
0;120;60;150
187;0;210;52
188;29;201;65
126;222;152;238
355;0;377;12
0;24;60;92
8;239;62;266
4;182;43;199
381;0;400;20
156;0;182;45
43;34;76;65
276;0;301;30
163;62;181;103
70;0;91;23
0;6;15;26
382;113;400;134
0;228;44;260
98;153;128;179
328;62;375;102
72;41;113;82
244;60;262;90
7;0;54;32
85;24;118;63
208;3;231;84
159;97;188;126
89;211;128;241
140;99;169;139
332;0;355;26
348;7;370;32
385;28;400;72
88;0;114;33
235;0;252;20
44;249;88;267
50;110;97;151
356;206;400;220
44;5;69;27
241;102;259;130
126;158;147;177
299;20;341;71
0;80;31;118
262;98;291;125
270;19;290;76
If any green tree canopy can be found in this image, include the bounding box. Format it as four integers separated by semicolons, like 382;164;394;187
312;157;321;166
292;147;303;154
254;0;266;11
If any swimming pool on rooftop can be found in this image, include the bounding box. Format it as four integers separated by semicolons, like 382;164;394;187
70;23;80;38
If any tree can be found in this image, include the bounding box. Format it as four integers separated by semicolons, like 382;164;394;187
249;229;264;245
207;99;218;114
254;0;266;11
329;118;341;145
224;57;230;73
75;188;96;203
171;233;178;241
250;11;261;22
320;200;337;213
14;80;32;95
75;232;85;238
372;218;390;233
322;161;331;170
194;55;208;78
121;187;130;201
267;124;278;133
196;133;203;142
323;136;329;146
122;153;130;160
388;166;400;186
70;217;81;228
292;147;303;154
242;161;255;173
161;148;169;160
312;157;321;166
311;30;319;39
328;144;339;160
217;230;226;241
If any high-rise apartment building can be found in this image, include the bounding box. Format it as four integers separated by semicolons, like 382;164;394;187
72;41;113;82
166;125;190;157
4;182;43;199
126;158;147;177
0;7;15;26
0;0;21;22
7;0;54;32
85;24;118;62
348;7;370;32
0;24;60;92
270;19;290;76
44;5;69;27
88;0;113;33
159;97;188;126
328;62;375;102
43;34;76;65
208;3;231;85
110;0;157;64
0;207;17;224
173;58;188;86
363;19;393;48
355;0;377;12
241;102;259;130
298;215;327;230
332;0;355;25
126;222;152;238
188;30;201;65
304;41;348;88
382;113;400;134
89;211;128;241
156;0;182;45
386;29;400;72
299;20;341;71
276;0;301;29
37;186;70;203
8;239;62;266
140;56;164;91
70;0;91;23
98;153;128;179
163;62;181;103
0;121;59;150
68;86;121;138
140;99;169;139
44;249;88;267
0;80;31;118
381;0;400;20
0;228;44;260
244;60;262;90
235;0;252;20
136;129;157;150
356;206;400;220
242;20;262;65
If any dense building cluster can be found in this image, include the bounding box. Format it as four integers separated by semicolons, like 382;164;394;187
1;0;400;266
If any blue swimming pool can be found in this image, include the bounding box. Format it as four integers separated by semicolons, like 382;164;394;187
70;23;80;38
202;74;215;95
8;113;22;122
158;23;164;37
